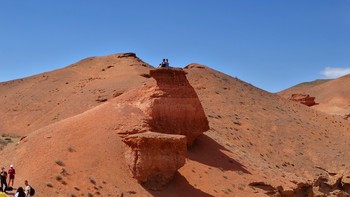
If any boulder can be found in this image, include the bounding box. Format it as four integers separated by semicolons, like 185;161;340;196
122;132;187;190
289;94;316;106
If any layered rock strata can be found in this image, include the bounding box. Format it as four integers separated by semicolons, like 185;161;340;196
122;132;187;190
149;68;209;145
118;68;209;189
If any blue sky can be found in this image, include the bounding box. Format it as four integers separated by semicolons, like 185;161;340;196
1;0;349;92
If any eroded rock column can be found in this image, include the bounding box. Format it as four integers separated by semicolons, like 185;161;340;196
122;132;187;190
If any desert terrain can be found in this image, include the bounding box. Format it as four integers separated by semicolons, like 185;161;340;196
1;53;350;197
278;76;350;116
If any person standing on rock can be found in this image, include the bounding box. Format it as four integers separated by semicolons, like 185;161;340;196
7;164;15;187
0;167;7;193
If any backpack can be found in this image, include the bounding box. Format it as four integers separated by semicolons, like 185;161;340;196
5;186;13;191
30;186;35;196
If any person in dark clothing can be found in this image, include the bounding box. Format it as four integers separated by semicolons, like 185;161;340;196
0;167;7;193
14;187;26;197
159;58;170;68
159;59;166;67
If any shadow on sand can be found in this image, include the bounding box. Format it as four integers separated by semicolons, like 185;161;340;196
188;134;251;174
146;172;214;197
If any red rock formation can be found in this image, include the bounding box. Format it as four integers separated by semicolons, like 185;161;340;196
149;68;209;145
122;132;187;190
117;68;209;145
119;68;209;189
290;93;316;106
250;170;350;196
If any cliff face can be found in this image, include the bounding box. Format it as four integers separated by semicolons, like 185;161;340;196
122;132;187;190
148;68;209;145
118;68;209;189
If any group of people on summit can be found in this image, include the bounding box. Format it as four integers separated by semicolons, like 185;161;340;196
0;164;34;197
158;58;170;68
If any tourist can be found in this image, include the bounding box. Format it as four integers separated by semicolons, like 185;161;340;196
8;164;15;187
24;180;31;197
0;167;7;193
165;59;169;67
14;187;26;197
159;58;170;68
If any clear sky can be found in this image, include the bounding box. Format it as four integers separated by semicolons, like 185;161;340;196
1;0;349;92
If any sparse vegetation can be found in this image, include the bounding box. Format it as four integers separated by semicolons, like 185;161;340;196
55;175;63;181
55;159;65;166
46;182;53;187
61;167;68;176
0;133;20;150
89;177;96;185
55;174;67;185
68;145;75;152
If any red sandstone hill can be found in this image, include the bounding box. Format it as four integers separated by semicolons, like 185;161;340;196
278;76;350;116
0;53;153;135
1;53;350;197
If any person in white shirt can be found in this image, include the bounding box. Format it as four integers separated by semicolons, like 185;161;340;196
24;180;31;197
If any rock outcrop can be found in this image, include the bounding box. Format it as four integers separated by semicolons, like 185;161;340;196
148;68;209;145
344;113;350;120
289;93;316;106
250;170;350;196
122;132;187;190
118;68;209;189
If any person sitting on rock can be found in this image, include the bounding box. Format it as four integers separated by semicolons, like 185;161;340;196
158;59;166;68
159;59;170;68
165;59;170;67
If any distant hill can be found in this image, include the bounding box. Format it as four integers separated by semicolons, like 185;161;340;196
1;53;350;196
278;75;350;115
291;79;332;88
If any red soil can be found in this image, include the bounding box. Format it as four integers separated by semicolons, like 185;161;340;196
0;54;350;196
